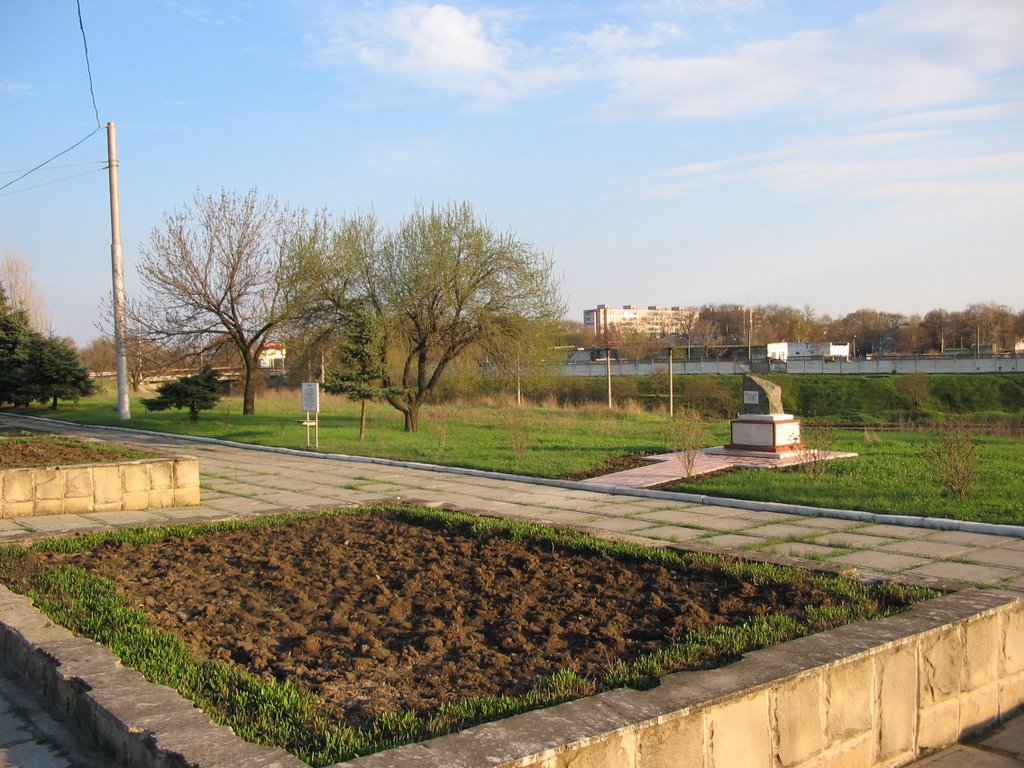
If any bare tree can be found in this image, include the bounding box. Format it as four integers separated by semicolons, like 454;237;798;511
666;408;708;478
78;337;116;375
135;189;299;415
691;317;725;359
1;251;51;333
924;417;981;499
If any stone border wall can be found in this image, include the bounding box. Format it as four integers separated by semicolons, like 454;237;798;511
0;586;1019;768
0;457;200;517
342;588;1024;768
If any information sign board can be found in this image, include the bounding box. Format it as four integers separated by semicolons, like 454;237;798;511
301;382;320;413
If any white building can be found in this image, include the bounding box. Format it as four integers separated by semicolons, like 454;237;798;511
583;304;698;340
766;341;851;361
258;342;287;369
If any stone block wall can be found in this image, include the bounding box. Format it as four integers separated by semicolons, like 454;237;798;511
0;457;200;517
341;589;1024;768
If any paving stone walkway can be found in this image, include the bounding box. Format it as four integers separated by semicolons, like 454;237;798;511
0;412;1021;767
581;446;859;487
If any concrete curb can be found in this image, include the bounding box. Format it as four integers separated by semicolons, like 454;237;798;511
13;414;1024;540
0;585;304;767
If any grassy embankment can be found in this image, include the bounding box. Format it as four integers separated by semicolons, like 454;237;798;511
13;372;1024;525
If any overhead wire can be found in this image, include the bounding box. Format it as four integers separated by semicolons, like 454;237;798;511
76;0;102;129
0;167;106;199
0;128;103;194
0;0;104;196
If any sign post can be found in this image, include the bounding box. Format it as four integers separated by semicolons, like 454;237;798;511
300;382;320;449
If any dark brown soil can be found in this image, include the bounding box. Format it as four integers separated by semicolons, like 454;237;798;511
7;510;862;728
0;432;145;469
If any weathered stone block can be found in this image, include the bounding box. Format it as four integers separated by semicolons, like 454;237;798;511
92;465;123;505
122;491;150;510
147;488;175;509
874;641;917;762
999;671;1024;717
174;459;200;489
820;733;872;768
742;374;785;415
63;467;93;499
917;698;960;752
34;498;64;515
920;626;963;706
960;681;1000;733
825;657;873;742
1;500;34;518
148;461;173;491
1001;607;1024;678
964;617;1000;690
35;469;63;500
3;471;34;503
708;691;769;767
635;710;704;768
174;486;201;507
63;495;93;514
552;730;637;768
121;464;150;494
773;672;823;767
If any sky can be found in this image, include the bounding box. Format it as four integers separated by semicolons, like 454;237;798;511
1;0;1022;346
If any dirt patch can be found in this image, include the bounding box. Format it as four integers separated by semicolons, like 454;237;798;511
0;431;148;469
5;509;896;729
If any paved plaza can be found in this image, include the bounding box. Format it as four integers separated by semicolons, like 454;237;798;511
0;412;1022;766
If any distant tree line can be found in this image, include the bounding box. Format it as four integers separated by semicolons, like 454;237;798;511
561;302;1024;359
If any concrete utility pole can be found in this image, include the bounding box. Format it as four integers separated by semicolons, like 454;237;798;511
668;346;674;418
606;348;613;409
107;122;130;420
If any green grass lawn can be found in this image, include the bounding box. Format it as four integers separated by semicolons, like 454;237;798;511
670;428;1023;526
13;391;1024;525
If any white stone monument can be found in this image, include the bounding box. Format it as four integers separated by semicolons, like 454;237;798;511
724;375;803;456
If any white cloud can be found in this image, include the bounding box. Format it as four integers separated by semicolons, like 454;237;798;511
630;128;1024;227
163;1;229;27
0;80;32;96
318;3;581;103
570;21;684;56
311;0;1024;118
597;0;1024;119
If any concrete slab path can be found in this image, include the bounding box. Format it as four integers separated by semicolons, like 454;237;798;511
0;412;1021;766
581;446;858;487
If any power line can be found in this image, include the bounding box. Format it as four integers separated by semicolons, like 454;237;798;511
0;127;103;194
77;0;101;128
0;2;105;196
0;160;103;176
0;167;106;199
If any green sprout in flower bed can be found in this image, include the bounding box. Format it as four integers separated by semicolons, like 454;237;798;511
0;506;939;765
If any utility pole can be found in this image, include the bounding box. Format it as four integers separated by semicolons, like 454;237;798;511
107;122;130;420
605;348;613;409
667;346;674;418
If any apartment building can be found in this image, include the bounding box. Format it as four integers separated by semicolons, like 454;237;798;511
583;304;698;340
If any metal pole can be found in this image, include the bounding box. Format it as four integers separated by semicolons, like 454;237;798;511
107;122;130;420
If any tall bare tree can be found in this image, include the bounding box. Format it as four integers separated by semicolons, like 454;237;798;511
135;189;299;415
1;251;51;334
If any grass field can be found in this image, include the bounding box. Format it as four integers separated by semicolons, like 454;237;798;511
13;388;1024;525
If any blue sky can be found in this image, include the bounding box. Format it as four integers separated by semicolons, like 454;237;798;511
2;0;1022;345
